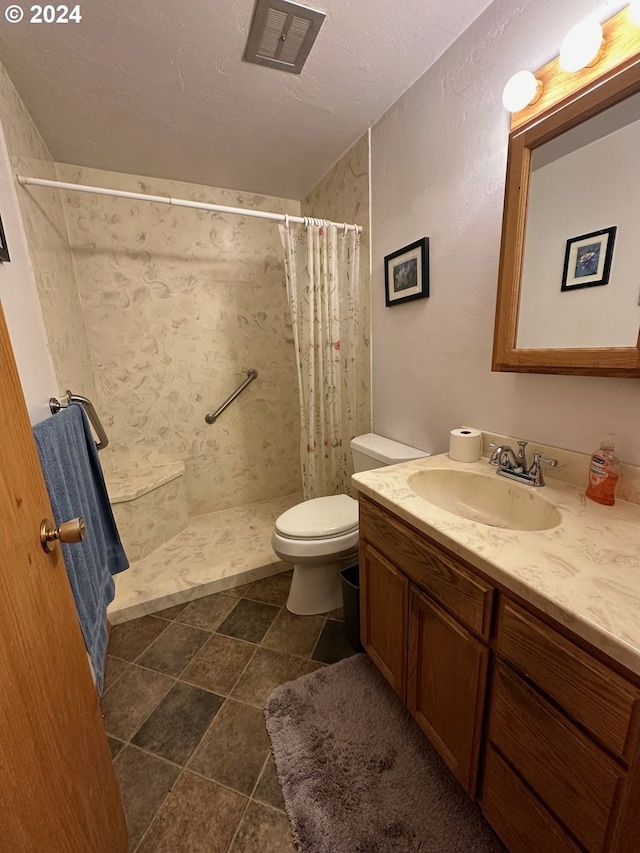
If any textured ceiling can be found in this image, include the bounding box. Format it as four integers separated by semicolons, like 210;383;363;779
0;0;494;198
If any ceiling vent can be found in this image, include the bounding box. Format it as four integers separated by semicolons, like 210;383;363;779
243;0;326;74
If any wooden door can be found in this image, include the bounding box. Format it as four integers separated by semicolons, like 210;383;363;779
0;305;127;853
407;586;489;795
360;542;409;700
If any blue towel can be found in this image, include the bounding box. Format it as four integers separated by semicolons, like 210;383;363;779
33;403;128;693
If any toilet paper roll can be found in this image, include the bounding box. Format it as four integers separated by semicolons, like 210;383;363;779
449;427;482;463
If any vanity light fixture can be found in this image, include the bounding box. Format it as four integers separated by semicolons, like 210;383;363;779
559;15;604;72
501;70;543;113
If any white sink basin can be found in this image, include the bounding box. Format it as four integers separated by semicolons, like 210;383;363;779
407;468;561;531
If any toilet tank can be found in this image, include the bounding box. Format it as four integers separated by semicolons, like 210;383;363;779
350;433;430;473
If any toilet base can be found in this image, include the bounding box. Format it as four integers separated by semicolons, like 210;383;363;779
286;561;344;616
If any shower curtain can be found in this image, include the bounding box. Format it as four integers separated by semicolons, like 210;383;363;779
279;220;360;500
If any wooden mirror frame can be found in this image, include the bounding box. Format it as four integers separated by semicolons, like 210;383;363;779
492;15;640;378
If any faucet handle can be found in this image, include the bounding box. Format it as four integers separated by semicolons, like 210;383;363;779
528;452;558;486
488;443;505;466
534;452;558;467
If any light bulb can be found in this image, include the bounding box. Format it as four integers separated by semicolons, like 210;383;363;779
559;16;604;72
502;71;543;113
629;0;640;25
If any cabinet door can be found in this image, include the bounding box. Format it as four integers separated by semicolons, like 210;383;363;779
360;543;409;701
407;586;489;794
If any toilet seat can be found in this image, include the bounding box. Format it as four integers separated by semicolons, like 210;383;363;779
275;494;358;540
272;525;359;562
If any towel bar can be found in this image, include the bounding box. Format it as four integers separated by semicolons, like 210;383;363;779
49;390;109;450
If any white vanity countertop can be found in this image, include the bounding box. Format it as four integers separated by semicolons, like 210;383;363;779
353;453;640;675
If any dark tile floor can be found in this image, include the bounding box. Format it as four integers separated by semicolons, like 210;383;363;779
102;569;358;852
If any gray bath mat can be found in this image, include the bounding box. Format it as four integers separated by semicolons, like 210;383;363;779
265;654;504;853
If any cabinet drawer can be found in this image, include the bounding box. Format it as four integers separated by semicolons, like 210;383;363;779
497;600;640;761
359;497;493;638
488;662;625;853
482;746;581;853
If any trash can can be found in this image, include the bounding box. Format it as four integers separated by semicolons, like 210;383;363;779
339;563;363;651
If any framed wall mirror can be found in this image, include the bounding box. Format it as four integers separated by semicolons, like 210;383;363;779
492;18;640;378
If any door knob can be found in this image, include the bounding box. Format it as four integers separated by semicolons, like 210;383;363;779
40;517;86;553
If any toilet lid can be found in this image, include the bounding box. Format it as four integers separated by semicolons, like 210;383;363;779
275;495;359;539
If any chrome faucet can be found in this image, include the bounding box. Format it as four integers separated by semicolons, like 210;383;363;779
488;444;518;469
489;441;558;487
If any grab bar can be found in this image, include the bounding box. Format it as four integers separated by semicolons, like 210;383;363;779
49;390;109;451
205;369;258;424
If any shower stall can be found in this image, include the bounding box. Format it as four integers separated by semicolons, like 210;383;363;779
1;65;370;622
47;165;307;620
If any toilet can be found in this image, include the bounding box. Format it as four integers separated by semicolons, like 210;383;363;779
272;433;429;615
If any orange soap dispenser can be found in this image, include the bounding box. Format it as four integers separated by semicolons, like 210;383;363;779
585;435;620;506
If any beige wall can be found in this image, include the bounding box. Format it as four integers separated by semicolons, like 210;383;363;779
302;132;372;443
0;64;98;409
56;163;303;516
370;0;640;465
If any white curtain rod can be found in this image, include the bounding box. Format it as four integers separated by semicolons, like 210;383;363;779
17;175;362;233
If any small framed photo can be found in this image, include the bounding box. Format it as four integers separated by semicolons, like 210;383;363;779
384;237;429;307
0;214;10;263
561;226;616;292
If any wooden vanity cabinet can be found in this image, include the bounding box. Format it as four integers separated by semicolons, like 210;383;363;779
357;495;640;853
360;543;409;700
359;496;493;794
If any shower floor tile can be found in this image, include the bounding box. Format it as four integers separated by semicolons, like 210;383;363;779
103;572;358;852
108;493;302;625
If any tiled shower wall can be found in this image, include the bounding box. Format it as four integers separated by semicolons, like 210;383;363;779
56;163;303;516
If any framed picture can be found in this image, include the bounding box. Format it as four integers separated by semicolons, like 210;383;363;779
561;226;616;292
0;214;9;263
384;237;429;307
